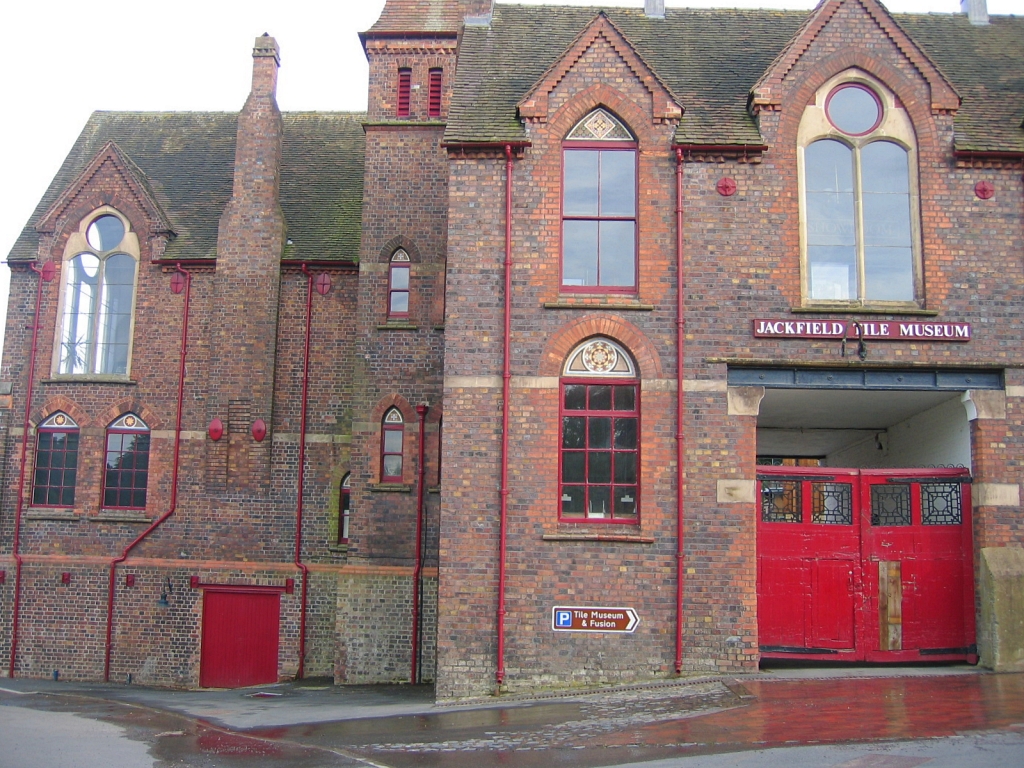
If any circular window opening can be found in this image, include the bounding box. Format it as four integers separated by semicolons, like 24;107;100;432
825;84;882;136
86;215;125;252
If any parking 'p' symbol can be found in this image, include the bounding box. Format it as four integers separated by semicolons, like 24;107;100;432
555;610;572;628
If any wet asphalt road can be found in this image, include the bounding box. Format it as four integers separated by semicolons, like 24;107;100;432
2;669;1023;767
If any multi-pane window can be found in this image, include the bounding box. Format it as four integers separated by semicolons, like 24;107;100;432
33;412;79;507
428;68;443;118
397;68;411;118
801;79;919;304
388;250;410;318
562;109;637;291
381;408;404;482
59;212;138;375
338;473;351;544
103;413;150;509
559;338;639;522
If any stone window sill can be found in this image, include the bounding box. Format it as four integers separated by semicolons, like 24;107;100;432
543;533;654;544
43;376;138;385
545;298;654;311
377;322;419;331
328;543;349;554
792;304;937;316
93;510;150;523
369;483;413;493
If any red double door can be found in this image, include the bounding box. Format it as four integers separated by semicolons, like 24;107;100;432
199;590;281;688
757;467;975;662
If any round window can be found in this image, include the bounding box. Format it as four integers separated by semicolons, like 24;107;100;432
825;84;882;136
86;215;125;252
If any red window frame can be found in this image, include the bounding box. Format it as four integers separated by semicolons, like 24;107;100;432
561;141;638;294
388;256;410;319
558;379;640;524
338;473;351;544
381;409;404;482
428;68;443;118
397;68;412;118
32;414;80;508
102;415;150;510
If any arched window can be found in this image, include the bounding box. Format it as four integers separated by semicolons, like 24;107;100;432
560;338;639;523
58;209;139;375
381;408;405;482
103;413;150;509
338;473;351;544
33;412;80;507
562;109;637;292
388;250;411;319
799;74;920;305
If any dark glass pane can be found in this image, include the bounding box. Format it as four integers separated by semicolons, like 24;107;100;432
808;246;857;300
121;453;136;470
614;418;637;449
106;470;120;490
132;490;146;508
35;450;50;468
34;470;48;492
614;385;635;411
922;483;962;525
564;385;586;410
598;221;635;286
561;486;585;516
812;482;853;525
51;452;65;469
871;484;911;526
562;417;585;448
105;488;117;507
136;449;149;471
38;433;52;450
589;417;611;448
805;140;853;192
826;86;880;134
589;452;611;483
563;220;599;286
563;150;599;216
599;150;636;216
60;487;75;506
63;469;76;488
588;486;611;517
66;433;79;450
614;486;638;518
761;481;801;523
47;487;60;506
861;141;909;194
589;386;612;410
614;452;637;484
562;452;585;483
864;247;914;301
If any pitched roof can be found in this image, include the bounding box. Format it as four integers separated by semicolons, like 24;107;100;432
445;4;1024;153
364;0;485;35
7;111;365;264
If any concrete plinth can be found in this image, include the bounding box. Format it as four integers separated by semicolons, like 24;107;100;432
979;546;1024;672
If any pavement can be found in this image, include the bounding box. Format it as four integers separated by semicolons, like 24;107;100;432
1;664;1023;767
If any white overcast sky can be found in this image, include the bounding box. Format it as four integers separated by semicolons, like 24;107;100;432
0;0;1016;359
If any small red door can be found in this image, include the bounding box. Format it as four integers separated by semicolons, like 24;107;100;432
757;467;974;662
200;590;280;688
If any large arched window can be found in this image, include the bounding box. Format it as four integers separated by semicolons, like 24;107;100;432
57;209;139;375
103;413;150;509
33;412;79;507
559;338;639;523
799;73;920;306
562;109;637;292
381;408;405;482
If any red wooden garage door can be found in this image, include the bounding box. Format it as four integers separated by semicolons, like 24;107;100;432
200;590;280;688
757;467;974;662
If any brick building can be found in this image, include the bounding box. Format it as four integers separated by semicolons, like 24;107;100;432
2;0;1023;698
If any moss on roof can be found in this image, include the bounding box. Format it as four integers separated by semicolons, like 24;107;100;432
7;111;365;264
446;5;1024;153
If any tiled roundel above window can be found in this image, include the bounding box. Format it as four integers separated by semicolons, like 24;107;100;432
825;84;883;136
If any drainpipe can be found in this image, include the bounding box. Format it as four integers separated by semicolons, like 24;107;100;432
674;148;687;675
294;264;318;679
104;264;192;681
8;260;54;678
411;402;429;683
496;143;515;687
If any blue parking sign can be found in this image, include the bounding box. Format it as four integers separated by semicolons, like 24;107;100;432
555;610;572;627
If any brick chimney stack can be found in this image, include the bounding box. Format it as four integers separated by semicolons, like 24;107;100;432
209;35;286;492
